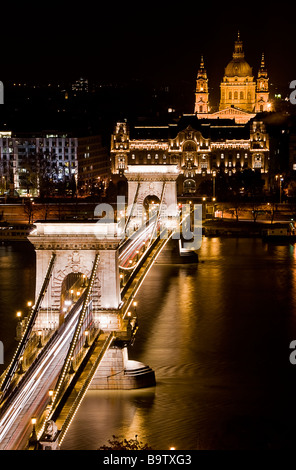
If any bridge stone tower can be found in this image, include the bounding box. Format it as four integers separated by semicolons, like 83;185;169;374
28;221;122;330
125;164;180;228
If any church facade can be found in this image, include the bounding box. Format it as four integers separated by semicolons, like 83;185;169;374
111;33;272;196
194;32;273;123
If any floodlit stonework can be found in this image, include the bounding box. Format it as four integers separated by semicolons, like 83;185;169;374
28;222;122;329
195;32;273;122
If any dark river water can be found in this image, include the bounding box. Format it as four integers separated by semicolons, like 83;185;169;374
1;237;296;450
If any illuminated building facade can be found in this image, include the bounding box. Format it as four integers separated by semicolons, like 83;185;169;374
0;132;78;197
110;116;270;195
195;32;273;124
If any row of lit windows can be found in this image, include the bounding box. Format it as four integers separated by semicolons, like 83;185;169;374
127;152;250;161
223;91;252;100
131;153;166;160
220;153;249;159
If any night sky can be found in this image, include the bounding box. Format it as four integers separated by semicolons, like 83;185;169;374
1;2;296;104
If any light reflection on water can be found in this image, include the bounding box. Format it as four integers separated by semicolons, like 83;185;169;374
2;238;296;449
61;237;296;450
0;243;36;371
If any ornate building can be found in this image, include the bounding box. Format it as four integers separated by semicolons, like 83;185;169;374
195;32;273;123
111;33;272;196
111;116;270;195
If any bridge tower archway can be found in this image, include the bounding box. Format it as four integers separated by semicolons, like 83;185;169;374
125;165;180;228
142;195;160;221
60;272;88;325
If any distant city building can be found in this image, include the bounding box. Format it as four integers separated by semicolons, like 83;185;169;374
77;135;110;196
0;131;78;197
71;78;89;93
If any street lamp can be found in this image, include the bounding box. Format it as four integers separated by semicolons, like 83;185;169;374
280;175;284;204
28;417;38;449
16;311;23;341
48;389;54;405
18;356;24;374
69;356;75;374
31;417;37;437
84;330;89;348
37;330;42;348
212;170;216;199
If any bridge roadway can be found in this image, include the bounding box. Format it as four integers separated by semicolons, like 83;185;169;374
0;293;89;450
119;213;159;268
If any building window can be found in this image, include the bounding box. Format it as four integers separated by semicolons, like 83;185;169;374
118;157;125;169
184;141;197;152
183;179;196;194
254;155;262;168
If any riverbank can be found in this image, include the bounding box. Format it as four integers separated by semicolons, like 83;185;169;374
203;218;293;237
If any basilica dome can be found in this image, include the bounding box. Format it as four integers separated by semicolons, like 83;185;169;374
224;32;253;78
225;57;253;77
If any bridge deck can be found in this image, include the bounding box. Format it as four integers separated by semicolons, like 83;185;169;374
54;332;111;432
